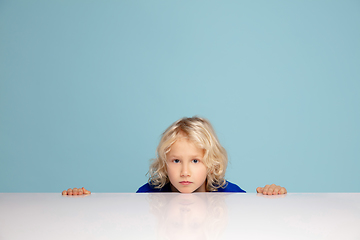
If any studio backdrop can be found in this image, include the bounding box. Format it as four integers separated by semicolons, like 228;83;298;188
0;1;359;193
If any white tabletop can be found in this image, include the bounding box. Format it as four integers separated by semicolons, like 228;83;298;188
0;193;359;240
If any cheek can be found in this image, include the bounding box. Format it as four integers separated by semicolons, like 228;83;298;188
166;164;176;179
196;165;208;180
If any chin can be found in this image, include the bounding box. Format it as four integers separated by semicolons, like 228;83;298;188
179;189;194;194
175;186;195;194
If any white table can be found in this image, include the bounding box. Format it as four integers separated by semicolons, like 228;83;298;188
0;193;359;240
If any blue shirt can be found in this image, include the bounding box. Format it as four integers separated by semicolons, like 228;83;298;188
136;181;246;193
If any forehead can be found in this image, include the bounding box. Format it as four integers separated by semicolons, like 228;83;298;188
167;138;204;156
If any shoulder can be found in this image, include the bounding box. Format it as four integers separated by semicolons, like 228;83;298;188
217;180;246;193
136;183;154;193
136;182;171;193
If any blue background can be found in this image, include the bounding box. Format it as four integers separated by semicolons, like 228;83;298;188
1;1;359;193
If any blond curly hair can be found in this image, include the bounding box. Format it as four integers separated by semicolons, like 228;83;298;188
148;116;228;192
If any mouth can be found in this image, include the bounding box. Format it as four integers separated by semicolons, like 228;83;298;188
179;181;192;185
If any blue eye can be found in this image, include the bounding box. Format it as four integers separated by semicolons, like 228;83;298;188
192;159;199;163
174;159;180;163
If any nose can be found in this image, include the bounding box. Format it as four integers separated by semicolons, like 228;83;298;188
180;162;190;177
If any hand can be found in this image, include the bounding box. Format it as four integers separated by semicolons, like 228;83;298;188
256;184;287;195
61;187;91;195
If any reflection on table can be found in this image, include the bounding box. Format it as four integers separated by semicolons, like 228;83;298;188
148;193;228;240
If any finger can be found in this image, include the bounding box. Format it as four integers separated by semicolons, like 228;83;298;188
73;188;78;195
264;184;278;195
256;187;263;193
262;185;270;194
265;184;276;195
62;190;67;195
279;187;287;194
273;186;282;195
67;188;73;195
78;189;83;195
82;187;91;194
268;184;280;195
267;187;275;195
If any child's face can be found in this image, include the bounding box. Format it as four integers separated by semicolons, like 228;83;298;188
166;137;207;193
